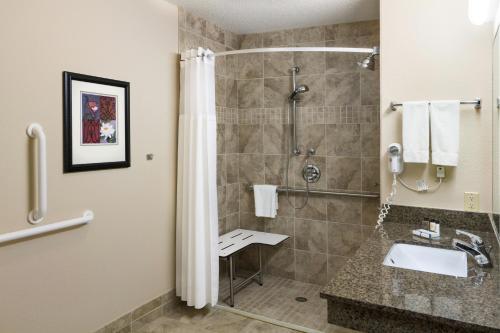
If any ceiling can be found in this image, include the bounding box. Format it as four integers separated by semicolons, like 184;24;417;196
166;0;379;34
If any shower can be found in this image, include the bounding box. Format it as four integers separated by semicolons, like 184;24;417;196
285;66;316;209
286;52;378;209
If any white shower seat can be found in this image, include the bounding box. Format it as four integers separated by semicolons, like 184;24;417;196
218;228;289;307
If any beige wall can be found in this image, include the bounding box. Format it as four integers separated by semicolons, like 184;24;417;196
380;0;493;212
0;0;178;332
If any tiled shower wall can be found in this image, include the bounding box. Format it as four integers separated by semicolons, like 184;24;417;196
178;8;380;286
178;7;241;236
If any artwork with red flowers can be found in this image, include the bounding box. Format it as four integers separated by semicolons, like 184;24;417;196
63;71;129;172
81;93;117;144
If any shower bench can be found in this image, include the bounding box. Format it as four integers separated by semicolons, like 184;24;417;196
219;228;289;307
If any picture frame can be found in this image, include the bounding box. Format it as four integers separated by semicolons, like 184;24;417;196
63;71;130;173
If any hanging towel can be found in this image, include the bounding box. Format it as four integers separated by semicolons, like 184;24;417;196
253;184;278;218
430;100;460;166
402;101;430;163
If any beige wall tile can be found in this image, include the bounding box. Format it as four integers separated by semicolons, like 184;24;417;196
238;53;264;79
263;124;288;154
185;11;206;36
295;219;327;253
327;222;363;257
327;255;348;281
294;195;327;220
265;246;295;279
226;213;240;231
361;198;379;226
206;21;225;45
226;154;239;184
293;26;325;44
327;197;362;224
225;31;241;50
264;154;287;185
326;157;362;190
238;79;264;108
295;250;327;284
239;154;265;184
325;73;361;106
263;29;294;47
239;124;263;153
264;52;294;77
240;33;263;49
264;77;291;108
217;154;227;186
218;185;227;218
326;124;361;156
361;157;380;192
226;183;240;214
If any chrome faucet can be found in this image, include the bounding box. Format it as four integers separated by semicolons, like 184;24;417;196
452;230;493;268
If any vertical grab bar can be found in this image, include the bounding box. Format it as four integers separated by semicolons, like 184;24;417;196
26;123;47;224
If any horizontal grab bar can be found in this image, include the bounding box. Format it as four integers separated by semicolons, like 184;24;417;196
0;211;93;245
248;185;379;199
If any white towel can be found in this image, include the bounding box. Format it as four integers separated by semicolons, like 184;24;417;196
402;101;430;163
253;185;278;218
430;100;460;166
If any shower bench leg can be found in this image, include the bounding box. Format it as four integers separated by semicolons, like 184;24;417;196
227;245;263;307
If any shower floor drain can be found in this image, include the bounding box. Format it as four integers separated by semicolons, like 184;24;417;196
295;296;307;302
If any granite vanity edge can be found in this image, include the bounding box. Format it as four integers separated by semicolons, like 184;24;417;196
319;292;495;333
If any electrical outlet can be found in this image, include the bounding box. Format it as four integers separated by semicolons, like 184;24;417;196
464;192;480;212
436;166;445;178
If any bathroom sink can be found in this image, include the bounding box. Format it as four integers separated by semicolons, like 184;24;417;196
383;243;467;277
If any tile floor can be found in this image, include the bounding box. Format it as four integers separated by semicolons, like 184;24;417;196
133;273;360;333
135;304;299;333
218;273;360;332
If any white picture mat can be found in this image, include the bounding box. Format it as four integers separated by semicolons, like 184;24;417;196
71;80;126;165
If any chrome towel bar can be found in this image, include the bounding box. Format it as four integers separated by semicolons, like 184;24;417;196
390;98;481;111
248;185;379;199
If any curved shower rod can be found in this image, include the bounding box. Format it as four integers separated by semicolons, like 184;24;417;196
214;46;379;57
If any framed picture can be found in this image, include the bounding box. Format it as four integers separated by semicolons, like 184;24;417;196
63;71;130;172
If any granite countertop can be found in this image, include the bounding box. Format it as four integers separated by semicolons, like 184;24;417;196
320;222;500;332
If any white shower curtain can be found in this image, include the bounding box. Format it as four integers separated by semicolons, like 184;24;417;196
176;48;219;308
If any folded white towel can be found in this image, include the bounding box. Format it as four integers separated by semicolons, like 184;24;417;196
253;185;278;218
402;101;430;163
430;100;460;166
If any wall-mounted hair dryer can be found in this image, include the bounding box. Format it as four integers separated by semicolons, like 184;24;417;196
388;143;403;174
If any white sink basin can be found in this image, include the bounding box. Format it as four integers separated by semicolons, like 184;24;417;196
383;243;468;277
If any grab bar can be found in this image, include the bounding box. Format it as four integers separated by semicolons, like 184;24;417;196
248;185;379;198
0;211;93;244
0;123;94;245
27;123;47;224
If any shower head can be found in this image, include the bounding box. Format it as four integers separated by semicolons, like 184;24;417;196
358;48;379;71
357;54;376;71
289;84;309;100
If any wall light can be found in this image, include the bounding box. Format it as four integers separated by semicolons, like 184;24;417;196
468;0;491;25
